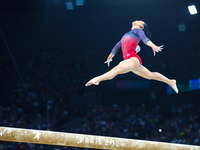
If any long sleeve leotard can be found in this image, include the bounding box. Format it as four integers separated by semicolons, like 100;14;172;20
111;28;150;64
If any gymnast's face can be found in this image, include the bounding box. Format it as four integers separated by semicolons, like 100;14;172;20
132;20;145;29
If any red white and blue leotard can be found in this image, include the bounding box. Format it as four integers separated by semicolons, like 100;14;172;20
111;28;150;65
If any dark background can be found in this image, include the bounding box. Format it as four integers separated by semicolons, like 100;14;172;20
0;0;200;111
0;0;200;149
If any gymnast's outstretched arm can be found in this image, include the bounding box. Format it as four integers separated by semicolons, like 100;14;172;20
146;41;163;56
104;40;121;67
135;29;163;56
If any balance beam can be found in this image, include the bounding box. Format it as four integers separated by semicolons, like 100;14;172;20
0;126;199;150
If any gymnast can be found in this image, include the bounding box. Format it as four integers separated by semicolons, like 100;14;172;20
85;20;178;94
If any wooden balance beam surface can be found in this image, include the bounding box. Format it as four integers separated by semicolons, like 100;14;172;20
0;126;199;150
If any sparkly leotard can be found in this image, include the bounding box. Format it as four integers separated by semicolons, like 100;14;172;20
111;28;150;64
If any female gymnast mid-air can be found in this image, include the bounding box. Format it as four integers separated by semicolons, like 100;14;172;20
85;20;178;94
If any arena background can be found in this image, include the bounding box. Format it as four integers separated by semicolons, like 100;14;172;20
0;0;199;149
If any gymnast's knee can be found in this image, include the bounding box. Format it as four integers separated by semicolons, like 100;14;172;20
146;72;154;80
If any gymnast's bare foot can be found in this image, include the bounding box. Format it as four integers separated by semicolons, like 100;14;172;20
85;78;99;87
170;79;178;94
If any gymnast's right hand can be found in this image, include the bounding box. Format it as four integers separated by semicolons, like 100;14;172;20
104;53;114;67
104;59;112;67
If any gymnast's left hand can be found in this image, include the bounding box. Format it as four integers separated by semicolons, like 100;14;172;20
153;45;164;56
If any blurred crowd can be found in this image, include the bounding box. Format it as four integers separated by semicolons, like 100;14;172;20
0;101;200;150
48;103;197;150
1;35;200;150
0;104;68;150
68;103;200;146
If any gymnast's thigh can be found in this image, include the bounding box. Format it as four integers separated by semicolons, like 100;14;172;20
117;57;140;73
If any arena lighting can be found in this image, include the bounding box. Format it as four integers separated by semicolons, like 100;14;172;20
178;23;186;32
66;0;74;10
76;0;84;6
188;5;197;15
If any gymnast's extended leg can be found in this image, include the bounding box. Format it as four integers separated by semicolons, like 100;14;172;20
85;57;140;86
133;65;178;93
